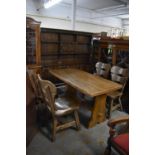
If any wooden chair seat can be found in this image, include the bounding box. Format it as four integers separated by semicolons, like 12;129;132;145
111;133;129;155
55;95;79;109
107;90;122;99
55;96;80;116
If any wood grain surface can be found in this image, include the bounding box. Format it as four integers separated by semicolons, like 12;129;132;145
49;68;122;97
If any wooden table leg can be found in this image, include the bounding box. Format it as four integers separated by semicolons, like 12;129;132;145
88;94;107;128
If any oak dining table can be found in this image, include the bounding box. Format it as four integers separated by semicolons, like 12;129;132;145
48;68;122;128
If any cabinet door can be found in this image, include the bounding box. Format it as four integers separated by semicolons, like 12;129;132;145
26;27;36;64
26;17;41;67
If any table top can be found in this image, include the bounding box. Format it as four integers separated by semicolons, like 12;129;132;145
49;68;122;97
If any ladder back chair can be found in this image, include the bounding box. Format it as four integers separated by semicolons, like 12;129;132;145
38;75;80;141
107;66;128;118
95;61;111;79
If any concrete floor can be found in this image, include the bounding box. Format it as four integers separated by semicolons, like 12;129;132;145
27;110;128;155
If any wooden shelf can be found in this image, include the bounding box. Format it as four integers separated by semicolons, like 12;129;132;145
41;41;60;44
41;28;93;74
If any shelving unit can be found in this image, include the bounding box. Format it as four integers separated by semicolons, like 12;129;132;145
41;28;93;71
93;38;129;68
26;17;41;69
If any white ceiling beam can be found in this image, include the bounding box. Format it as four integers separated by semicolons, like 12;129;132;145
61;1;128;19
112;0;129;6
71;0;77;30
96;6;128;14
93;4;126;12
91;11;129;19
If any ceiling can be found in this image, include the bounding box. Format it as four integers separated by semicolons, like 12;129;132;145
62;0;128;10
62;0;129;19
27;0;129;29
33;0;129;19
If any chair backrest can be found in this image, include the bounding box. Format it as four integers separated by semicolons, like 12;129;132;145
101;63;111;78
38;74;57;115
95;61;103;69
27;68;42;97
110;66;128;92
95;62;102;75
95;62;111;78
111;66;128;77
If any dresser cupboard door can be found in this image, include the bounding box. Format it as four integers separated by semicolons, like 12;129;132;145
26;17;41;67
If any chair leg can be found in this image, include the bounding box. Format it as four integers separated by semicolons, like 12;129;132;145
118;96;123;111
51;119;57;142
74;110;80;130
109;99;114;118
106;98;111;119
106;137;112;155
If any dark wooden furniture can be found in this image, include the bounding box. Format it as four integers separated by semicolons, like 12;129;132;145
106;116;129;155
38;75;80;141
40;28;93;81
26;17;41;68
92;38;129;67
93;39;129;113
49;68;122;128
107;66;128;118
26;67;41;147
26;70;38;146
26;17;42;146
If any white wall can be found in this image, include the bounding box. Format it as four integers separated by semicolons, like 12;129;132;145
27;14;113;33
122;19;129;35
122;19;129;28
26;0;123;33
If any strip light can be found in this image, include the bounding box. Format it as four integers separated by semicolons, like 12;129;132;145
44;0;62;9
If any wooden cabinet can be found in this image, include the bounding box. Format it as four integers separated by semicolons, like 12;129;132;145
93;38;129;68
41;28;92;71
26;17;41;146
26;72;38;146
26;17;41;68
